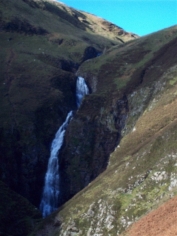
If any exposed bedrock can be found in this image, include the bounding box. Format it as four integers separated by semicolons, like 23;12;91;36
59;93;129;205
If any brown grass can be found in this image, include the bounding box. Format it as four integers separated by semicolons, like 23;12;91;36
125;195;177;236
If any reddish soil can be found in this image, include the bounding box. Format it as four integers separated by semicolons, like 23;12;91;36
125;195;177;236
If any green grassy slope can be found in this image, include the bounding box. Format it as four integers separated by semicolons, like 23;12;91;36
32;25;177;235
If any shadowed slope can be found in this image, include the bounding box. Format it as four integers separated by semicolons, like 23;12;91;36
0;181;41;236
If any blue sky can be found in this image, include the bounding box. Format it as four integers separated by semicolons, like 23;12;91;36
57;0;177;36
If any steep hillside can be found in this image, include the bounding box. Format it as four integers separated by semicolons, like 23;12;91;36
0;0;136;211
32;25;177;235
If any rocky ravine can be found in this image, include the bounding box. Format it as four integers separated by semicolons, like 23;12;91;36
0;0;135;207
32;26;177;235
1;0;177;236
0;0;138;235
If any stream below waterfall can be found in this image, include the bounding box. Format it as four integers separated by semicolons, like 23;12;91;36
40;76;89;217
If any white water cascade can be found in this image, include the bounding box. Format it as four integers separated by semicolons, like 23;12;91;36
40;111;73;218
40;76;89;217
76;76;89;108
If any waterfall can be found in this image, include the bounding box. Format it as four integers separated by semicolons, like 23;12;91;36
40;111;73;218
76;76;89;108
40;76;89;217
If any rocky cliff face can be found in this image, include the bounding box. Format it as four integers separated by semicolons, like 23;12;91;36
59;93;129;204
